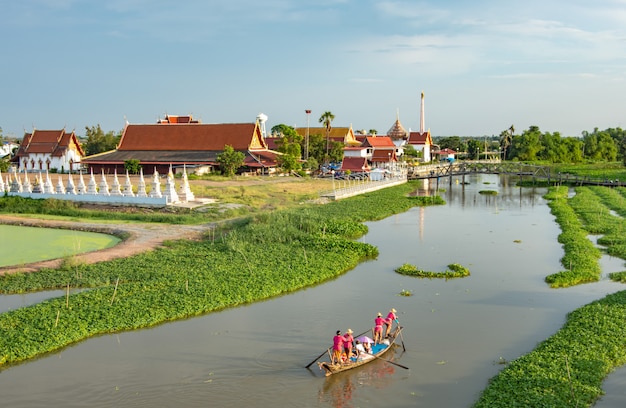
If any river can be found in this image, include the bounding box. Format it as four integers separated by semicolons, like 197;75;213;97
0;174;625;407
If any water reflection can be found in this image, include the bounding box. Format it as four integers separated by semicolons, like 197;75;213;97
318;353;397;408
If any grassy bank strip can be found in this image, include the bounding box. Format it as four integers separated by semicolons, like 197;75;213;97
394;263;470;279
0;182;443;367
473;290;626;407
544;186;602;288
0;195;248;224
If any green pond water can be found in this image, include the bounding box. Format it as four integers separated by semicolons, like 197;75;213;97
0;224;121;267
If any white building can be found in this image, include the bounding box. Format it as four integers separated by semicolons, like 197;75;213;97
12;129;84;173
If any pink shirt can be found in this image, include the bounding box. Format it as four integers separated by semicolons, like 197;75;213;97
375;316;385;328
343;334;354;348
386;312;397;323
333;335;343;351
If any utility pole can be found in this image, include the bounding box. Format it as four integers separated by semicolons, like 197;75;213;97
305;110;311;161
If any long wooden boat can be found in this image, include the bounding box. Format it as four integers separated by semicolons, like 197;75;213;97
317;326;403;376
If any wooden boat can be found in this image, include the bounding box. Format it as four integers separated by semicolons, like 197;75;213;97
317;326;403;376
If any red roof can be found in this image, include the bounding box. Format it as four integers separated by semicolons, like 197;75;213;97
340;157;370;172
407;131;432;145
14;129;84;158
118;123;267;151
437;148;457;155
361;136;395;148
372;150;397;162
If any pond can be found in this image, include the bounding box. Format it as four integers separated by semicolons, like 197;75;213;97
0;224;120;268
0;174;625;407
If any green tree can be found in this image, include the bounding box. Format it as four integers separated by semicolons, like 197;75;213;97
318;111;335;158
271;124;303;159
84;125;121;156
561;137;584;163
277;153;301;173
124;159;141;174
510;126;542;161
0;158;10;172
499;125;514;160
403;144;418;157
217;145;245;176
467;139;481;160
438;136;464;152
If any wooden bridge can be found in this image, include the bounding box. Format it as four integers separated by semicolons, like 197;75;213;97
408;161;624;187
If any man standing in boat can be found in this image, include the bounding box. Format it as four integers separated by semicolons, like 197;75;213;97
332;330;343;365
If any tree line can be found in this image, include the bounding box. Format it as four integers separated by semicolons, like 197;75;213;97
436;125;626;164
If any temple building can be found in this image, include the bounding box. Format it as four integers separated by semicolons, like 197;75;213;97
12;129;84;173
82;115;279;175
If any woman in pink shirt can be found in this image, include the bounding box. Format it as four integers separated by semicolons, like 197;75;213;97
342;329;354;362
385;308;397;337
373;313;385;344
332;330;343;365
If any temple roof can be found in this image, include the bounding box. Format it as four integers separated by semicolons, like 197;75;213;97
387;118;409;140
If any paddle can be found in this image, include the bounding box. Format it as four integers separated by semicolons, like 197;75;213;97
396;322;406;351
305;348;331;368
304;329;371;368
365;352;409;370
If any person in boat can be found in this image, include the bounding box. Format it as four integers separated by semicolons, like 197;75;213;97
363;340;372;354
373;312;385;344
355;340;365;355
384;308;398;338
332;330;343;365
342;329;354;363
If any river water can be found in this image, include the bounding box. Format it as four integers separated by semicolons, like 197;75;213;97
1;174;625;407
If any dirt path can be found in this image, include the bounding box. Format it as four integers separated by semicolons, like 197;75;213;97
0;215;214;275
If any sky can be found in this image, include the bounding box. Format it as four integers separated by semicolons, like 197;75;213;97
2;0;626;139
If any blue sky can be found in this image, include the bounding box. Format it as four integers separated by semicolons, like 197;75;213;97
2;0;626;139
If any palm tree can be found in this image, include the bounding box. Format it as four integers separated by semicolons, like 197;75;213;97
500;125;514;160
319;111;335;157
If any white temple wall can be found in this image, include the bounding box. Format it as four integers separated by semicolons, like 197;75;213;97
7;192;169;207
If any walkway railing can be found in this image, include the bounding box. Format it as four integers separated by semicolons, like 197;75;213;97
321;172;408;200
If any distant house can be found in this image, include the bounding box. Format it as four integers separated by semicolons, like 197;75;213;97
82;116;279;175
12;129;84;173
361;136;397;166
435;148;457;162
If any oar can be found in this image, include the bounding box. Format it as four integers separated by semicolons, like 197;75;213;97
396;323;406;351
305;329;371;368
365;352;409;370
305;347;331;368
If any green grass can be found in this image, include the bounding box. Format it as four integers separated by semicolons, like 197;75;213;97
395;263;470;279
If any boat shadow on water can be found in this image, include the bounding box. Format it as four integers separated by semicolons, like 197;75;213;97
317;353;399;407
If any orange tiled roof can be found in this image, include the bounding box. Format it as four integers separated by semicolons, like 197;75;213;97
118;123;266;151
14;129;84;157
361;136;396;148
